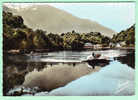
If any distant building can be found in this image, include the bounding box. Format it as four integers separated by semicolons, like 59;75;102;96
84;43;102;49
120;41;126;47
93;44;102;49
116;43;121;47
84;43;93;49
109;42;116;48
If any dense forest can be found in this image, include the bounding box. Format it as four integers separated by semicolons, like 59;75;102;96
3;11;135;52
112;25;135;47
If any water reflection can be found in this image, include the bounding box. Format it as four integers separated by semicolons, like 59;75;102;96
115;51;135;69
3;49;135;96
47;61;135;96
23;63;101;91
87;59;110;69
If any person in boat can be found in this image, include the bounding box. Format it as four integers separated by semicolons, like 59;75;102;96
86;52;96;60
86;52;101;60
92;52;101;59
92;52;95;58
30;51;34;54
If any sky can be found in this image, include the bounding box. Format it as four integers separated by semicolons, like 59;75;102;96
4;2;135;32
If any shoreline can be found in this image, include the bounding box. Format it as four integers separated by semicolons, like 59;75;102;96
3;47;135;55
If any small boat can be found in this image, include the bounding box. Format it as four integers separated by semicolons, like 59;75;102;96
87;52;101;60
85;53;102;69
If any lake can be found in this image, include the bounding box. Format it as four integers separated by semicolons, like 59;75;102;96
3;49;135;96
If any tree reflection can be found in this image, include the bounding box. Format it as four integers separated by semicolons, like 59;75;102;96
115;50;135;69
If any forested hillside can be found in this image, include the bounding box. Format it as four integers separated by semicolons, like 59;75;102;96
112;25;135;47
3;11;111;51
3;11;135;51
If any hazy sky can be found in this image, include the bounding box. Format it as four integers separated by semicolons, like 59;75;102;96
4;2;135;32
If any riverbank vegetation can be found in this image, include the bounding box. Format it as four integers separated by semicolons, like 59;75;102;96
3;11;135;52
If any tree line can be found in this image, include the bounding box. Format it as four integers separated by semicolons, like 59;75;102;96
112;25;135;47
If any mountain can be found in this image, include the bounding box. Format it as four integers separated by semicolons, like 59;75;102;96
3;4;116;37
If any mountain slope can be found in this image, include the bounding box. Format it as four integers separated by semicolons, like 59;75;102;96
3;4;116;37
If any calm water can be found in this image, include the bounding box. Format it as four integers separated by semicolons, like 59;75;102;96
3;49;135;95
6;49;134;63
